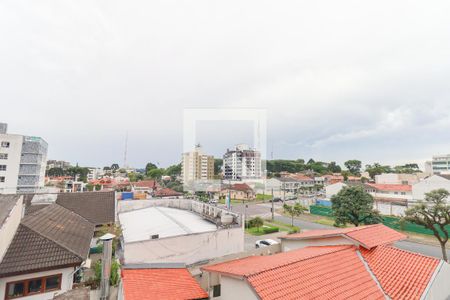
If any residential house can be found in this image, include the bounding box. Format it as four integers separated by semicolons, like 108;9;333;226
375;173;425;185
325;182;410;216
220;183;255;200
411;175;450;204
23;191;117;229
131;180;159;194
0;204;94;300
120;264;208;300
153;188;182;198
203;224;450;299
323;174;344;185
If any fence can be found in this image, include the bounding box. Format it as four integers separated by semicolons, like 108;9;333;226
309;205;450;237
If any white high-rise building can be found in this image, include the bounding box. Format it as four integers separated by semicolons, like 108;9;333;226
0;123;48;194
223;144;261;181
430;154;450;174
181;145;214;185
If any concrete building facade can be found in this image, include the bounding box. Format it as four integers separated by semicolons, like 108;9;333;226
0;123;48;194
430;154;450;174
223;144;261;181
181;146;214;186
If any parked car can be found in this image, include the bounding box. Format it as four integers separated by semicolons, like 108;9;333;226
255;239;279;248
208;199;218;205
270;197;282;202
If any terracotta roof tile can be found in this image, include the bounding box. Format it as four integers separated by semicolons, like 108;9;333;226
361;245;440;300
153;188;182;197
122;268;208;300
133;180;159;188
366;183;412;192
281;224;407;249
203;246;385;300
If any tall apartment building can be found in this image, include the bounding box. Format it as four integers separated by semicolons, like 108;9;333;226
223;144;262;181
46;160;71;170
181;146;214;184
430;154;450;174
0;123;48;194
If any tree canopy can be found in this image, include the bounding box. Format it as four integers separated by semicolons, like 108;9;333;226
283;203;307;226
344;160;362;175
404;189;450;261
331;186;382;227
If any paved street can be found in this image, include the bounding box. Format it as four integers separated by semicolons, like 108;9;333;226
232;202;449;259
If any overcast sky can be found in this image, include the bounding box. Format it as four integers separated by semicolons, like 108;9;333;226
1;0;450;169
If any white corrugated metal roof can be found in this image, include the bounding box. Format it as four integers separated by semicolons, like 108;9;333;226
119;206;217;243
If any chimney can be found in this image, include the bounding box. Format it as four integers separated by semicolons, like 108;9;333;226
99;233;116;300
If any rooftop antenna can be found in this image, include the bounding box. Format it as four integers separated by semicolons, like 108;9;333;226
123;131;128;168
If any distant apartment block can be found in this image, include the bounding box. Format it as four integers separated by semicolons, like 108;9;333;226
223;144;262;181
430;154;450;174
0;123;48;194
181;146;214;184
46;159;71;170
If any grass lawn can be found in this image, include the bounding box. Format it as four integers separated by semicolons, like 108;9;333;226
246;227;268;236
265;219;300;233
256;194;272;200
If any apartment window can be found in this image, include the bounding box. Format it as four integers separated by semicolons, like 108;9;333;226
0;153;8;159
1;141;10;148
0;176;5;183
0;165;6;171
212;284;221;297
5;274;61;299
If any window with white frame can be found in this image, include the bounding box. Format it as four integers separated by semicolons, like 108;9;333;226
1;141;10;148
0;176;5;183
0;165;6;171
0;153;8;159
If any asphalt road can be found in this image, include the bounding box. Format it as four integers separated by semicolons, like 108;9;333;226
230;202;449;259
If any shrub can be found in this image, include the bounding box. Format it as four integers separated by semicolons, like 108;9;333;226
262;226;279;234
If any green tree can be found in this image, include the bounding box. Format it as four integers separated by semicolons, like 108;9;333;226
214;159;223;175
283;203;307;226
365;163;392;179
404;189;450;261
128;172;144;182
344;160;362;175
165;164;182;177
327;161;342;173
145;162;158;175
46;167;65;177
250;217;264;231
66;166;89;183
331;186;382;227
147;168;164;179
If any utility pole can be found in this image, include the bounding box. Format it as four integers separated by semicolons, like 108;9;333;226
271;188;274;221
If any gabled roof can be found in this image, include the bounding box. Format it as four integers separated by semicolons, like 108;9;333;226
223;183;253;192
366;183;412;192
203;245;385;300
133;180;159;188
56;191;115;225
280;224;407;249
361;245;441;300
122;267;208;300
0;194;21;228
0;204;94;277
153;188;182;197
0;225;82;277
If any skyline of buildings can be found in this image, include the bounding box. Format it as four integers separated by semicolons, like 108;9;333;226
223;144;262;181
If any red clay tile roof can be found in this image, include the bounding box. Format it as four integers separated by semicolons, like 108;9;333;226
203;245;385;300
133;180;159;188
366;183;412;192
153;188;182;197
122;268;208;300
361;245;440;300
230;183;253;191
280;224;407;249
289;174;314;181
